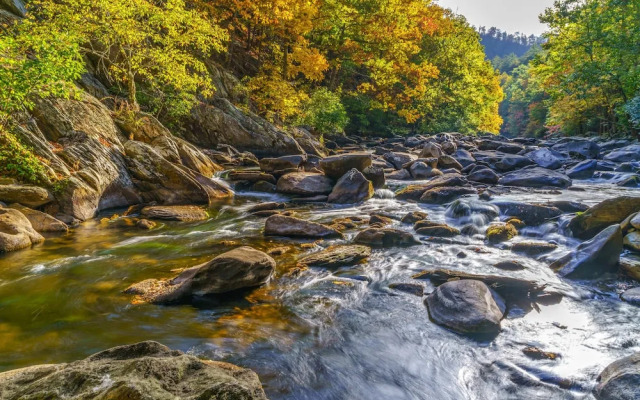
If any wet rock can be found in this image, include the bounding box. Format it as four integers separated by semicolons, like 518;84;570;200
227;170;276;184
437;154;463;171
551;224;622;279
386;169;412;180
319;152;372;179
497;143;525;154
603;144;640;163
493;201;562;226
259;155;306;174
248;202;286;214
527;148;566;169
251;181;277;193
621;287;640;306
425;280;505;334
125;247;275;303
620;257;640;281
595;352;640;400
420;142;442;158
568;196;640;239
454;149;476;167
395;174;466;201
494;154;535;172
140;205;208;222
618;175;640;187
486;223;518;244
354;228;420;247
447;199;499;219
0;184;53;208
8;204;68;233
0;341;267;400
552;139;600;159
493;260;527;271
468;167;499;184
419;186;476;204
547;200;589;213
369;214;393;228
409;162;442;180
0;208;45;252
522;346;560;360
276;172;334;195
499;167;571;188
389;283;424;296
384;152;417;170
264;215;343;239
401;211;428;224
362;166;386;189
298;245;371;268
566;160;598;179
624;231;640;252
136;218;156;230
415;224;460;237
328;169;374;204
511;241;558;256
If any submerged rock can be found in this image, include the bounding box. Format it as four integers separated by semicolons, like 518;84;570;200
569;196;640;239
425;280;505;334
264;215;343;239
0;341;267;399
298;245;371;268
595;352;640;400
276;172;334;195
0;208;45;252
511;241;558;256
551;224;622;279
354;228;420;247
140;205;208;222
621;287;640;306
328;169;374;204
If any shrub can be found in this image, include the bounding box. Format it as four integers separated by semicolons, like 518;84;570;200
298;88;349;136
0;125;51;185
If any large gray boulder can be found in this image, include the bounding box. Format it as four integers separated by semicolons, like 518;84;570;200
551;224;622;279
498;167;572;188
0;208;45;252
567;159;598;179
569;196;640;239
594;352;640;400
319;152;372;179
328;169;374;204
276;172;333;195
0;341;267;400
125;247;275;304
264;215;343;239
493;201;563;225
526;148;566;169
552;139;600;159
603;144;640;163
425;280;505;334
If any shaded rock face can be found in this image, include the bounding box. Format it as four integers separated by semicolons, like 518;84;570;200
125;247;275;304
425;280;505;334
569;196;640;240
594;352;640;400
0;341;268;400
0;185;53;208
551;224;622;279
567;159;597;179
319;152;372;179
328;169;374;204
186;98;304;157
140;205;208;222
264;215;343;239
298;245;371;268
0;208;45;252
498;167;572;188
468;168;499;184
362;166;386;189
276;172;334;196
354;228;420;247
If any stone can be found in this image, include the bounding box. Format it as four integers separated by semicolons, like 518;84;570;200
319;152;372;179
409;162;442;180
552;139;600;159
140;205;208;222
569;196;640;239
493;201;563;226
415;224;460;237
401;211;428;224
468;168;499;184
259;155;306;173
498;167;572;188
136;219;156;230
494;154;535;172
125;247;275;304
248;202;286;213
486;223;518;244
264;215;343;239
362;166;386;189
547;200;589;213
389;283;424;296
526;148;566;169
567;160;598;179
522;347;560;361
328;169;374;204
624;231;640;252
354;228;420;247
298;245;371;268
383;152;417;170
425;280;505;334
620;257;640;281
594;352;640;400
227;170;276;184
0;184;53;208
437;154;463;171
386;169;412;180
603;144;640;163
493;260;527;271
454;149;476;167
0;208;45;252
418;186;476;204
621;287;640;306
395;174;467;201
511;241;558;256
8;204;68;233
551;224;622;279
447;199;499;219
276;172;334;195
420;142;442;158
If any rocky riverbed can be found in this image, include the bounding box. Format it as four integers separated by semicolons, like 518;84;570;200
2;133;640;399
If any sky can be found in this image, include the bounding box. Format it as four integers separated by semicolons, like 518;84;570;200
435;0;556;35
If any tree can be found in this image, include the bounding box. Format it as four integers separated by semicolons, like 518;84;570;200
28;0;228;112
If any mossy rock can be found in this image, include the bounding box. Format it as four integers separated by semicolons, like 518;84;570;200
486;223;518;244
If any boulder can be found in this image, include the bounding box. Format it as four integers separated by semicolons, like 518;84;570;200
624;231;640;252
354;228;420;247
603;144;640;163
362;166;386;189
569;196;640;239
494;154;535;172
264;215;343;239
125;247;275;304
526;148;566;169
396;174;466;201
383;152;417;170
409;162;442;180
437;154;463;171
8;204;68;233
567;160;598;179
0;341;267;400
551;224;622;279
594;352;640;400
298;245;371;268
259;155;306;174
547;200;589;213
511;241;558;256
276;172;333;195
447;199;499;219
468;168;499;184
328;169;374;204
415;224;460;237
552;139;600;159
486;223;518;244
493;201;562;226
418;186;476;204
498;167;571;188
0;184;53;208
454;149;476;167
0;208;45;252
386;169;412;180
401;211;428;224
227;171;276;184
621;287;640;306
319;152;372;179
420;142;442;158
425;280;505;334
140;205;208;222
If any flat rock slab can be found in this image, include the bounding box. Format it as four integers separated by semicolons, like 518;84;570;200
276;172;334;195
354;228;420;247
498;167;572;188
0;184;53;208
319;152;372;179
140;205;208;222
264;215;343;239
298;245;371;268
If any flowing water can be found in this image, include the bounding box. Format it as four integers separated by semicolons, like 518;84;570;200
1;179;640;399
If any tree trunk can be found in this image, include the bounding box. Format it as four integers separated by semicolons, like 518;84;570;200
127;73;139;111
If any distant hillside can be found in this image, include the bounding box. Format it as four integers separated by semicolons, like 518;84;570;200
478;26;543;59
